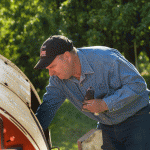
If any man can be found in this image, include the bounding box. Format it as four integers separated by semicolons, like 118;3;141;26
34;35;150;150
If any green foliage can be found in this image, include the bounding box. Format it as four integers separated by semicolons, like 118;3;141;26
138;51;150;75
60;0;150;64
0;0;64;97
137;51;150;90
143;75;150;90
0;0;150;149
49;99;97;150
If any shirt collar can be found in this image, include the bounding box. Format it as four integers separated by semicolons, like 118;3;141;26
77;49;94;83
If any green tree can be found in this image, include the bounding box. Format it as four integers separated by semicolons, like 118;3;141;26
59;0;150;65
0;0;64;97
0;1;150;149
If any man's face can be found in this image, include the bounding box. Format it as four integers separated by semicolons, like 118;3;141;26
46;52;73;80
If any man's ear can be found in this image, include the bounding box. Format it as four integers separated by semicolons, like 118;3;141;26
64;51;72;62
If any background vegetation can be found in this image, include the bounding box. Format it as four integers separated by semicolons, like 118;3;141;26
0;0;150;149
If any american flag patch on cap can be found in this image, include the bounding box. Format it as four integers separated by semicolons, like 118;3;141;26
40;50;46;57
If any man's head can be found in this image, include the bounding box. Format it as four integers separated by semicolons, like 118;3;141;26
45;50;78;79
34;35;73;69
34;35;81;80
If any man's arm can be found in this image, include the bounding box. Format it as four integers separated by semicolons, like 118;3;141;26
35;76;66;131
103;56;149;113
83;53;149;114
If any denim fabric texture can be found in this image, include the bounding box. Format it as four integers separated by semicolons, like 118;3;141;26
97;104;150;150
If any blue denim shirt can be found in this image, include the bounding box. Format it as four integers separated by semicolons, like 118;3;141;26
36;46;150;131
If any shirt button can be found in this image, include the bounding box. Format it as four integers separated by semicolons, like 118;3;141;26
80;84;83;86
103;118;106;121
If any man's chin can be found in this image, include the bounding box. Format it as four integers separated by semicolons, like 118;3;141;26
58;75;72;80
57;75;67;80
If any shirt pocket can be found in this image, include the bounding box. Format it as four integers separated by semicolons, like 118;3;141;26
95;82;108;99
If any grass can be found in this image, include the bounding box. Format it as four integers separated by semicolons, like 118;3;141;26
49;99;97;150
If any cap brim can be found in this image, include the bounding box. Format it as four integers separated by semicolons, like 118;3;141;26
34;57;54;69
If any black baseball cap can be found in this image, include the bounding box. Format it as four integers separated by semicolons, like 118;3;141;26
34;35;73;69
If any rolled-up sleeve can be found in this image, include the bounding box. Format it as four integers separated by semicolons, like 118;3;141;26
103;56;148;112
35;76;66;131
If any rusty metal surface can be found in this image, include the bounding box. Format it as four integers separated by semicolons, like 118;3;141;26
0;54;41;107
78;129;103;150
0;59;31;105
0;54;50;149
0;85;48;149
0;117;4;149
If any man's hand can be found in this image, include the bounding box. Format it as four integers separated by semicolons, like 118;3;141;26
82;99;109;113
